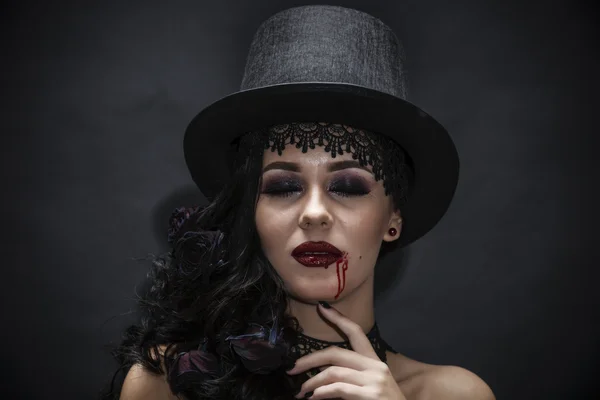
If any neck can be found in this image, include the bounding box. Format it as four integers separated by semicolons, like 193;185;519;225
286;273;375;341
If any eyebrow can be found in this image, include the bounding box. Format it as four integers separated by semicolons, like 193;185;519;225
262;160;373;175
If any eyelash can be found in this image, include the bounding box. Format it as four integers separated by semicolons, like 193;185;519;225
261;179;371;198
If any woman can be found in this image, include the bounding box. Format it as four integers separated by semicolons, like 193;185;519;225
101;5;495;400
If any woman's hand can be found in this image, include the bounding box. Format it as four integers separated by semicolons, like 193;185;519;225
286;302;407;400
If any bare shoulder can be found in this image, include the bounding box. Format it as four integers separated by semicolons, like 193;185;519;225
120;346;180;400
416;365;496;400
389;353;495;400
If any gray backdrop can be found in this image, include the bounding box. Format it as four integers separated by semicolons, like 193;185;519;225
2;0;598;399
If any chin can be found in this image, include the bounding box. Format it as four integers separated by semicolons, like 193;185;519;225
287;281;351;301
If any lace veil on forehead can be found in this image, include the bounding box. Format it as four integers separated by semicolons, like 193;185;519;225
234;122;415;207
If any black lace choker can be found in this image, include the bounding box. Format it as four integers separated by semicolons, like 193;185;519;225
290;322;396;377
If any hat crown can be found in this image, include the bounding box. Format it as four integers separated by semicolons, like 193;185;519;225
240;5;408;99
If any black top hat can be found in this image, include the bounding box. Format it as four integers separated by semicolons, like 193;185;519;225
183;5;460;248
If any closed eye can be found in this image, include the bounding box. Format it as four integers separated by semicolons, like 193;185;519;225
261;177;371;198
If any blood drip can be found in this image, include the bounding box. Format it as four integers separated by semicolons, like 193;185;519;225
333;252;349;300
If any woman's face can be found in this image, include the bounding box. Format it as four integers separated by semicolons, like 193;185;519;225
255;143;402;302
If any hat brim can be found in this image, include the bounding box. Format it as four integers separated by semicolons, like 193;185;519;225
184;82;459;248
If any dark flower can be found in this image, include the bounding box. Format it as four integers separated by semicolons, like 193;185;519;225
167;206;203;245
225;316;291;375
168;204;224;271
168;340;221;383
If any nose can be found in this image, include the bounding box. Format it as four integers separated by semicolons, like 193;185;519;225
298;186;333;230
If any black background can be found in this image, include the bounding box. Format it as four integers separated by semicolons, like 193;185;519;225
2;0;598;399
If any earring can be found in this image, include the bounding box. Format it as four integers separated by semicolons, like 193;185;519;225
388;227;397;236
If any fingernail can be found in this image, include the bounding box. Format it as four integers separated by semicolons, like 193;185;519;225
285;361;296;371
303;390;314;399
318;301;331;309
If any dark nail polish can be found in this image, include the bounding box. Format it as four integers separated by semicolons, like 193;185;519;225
285;361;296;371
319;301;331;309
303;391;314;399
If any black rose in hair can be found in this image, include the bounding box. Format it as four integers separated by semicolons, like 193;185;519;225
167;206;204;245
224;316;291;375
168;339;221;387
168;205;226;272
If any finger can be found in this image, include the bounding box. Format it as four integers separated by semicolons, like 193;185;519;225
318;302;379;360
287;346;380;375
294;366;372;399
305;381;376;400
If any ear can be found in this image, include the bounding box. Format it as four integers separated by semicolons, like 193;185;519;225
383;209;403;242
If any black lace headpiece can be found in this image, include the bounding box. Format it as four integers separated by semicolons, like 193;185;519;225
234;122;415;207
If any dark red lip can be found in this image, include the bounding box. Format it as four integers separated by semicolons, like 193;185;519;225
292;241;343;256
292;241;344;267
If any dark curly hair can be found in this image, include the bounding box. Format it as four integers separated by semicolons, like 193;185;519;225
98;129;413;400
